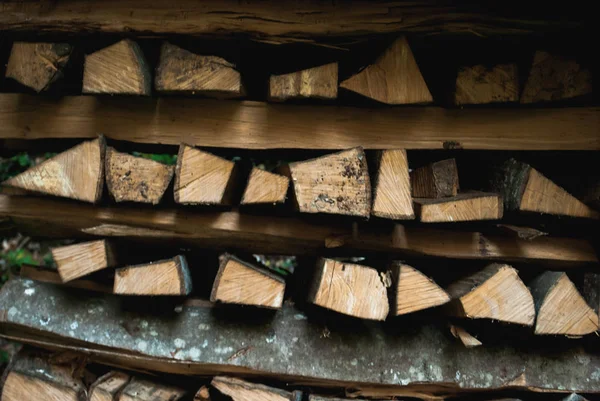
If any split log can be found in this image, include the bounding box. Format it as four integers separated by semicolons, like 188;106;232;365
20;264;112;293
194;386;211;401
212;376;301;401
174;144;237;205
454;64;519;105
210;254;285;309
5;42;72;92
340;37;432;105
494;159;599;219
269;63;338;101
390;263;450;315
51;239;116;282
83;39;151;96
530;271;598;336
449;324;482;348
119;378;186;401
413;192;503;223
2;137;105;203
114;255;192;296
3;278;600;398
155;42;243;98
308;258;389;320
288;147;371;217
241;167;289;205
371;149;414;220
411;158;459;198
521;51;592;103
446;264;535;326
1;94;598;151
105;147;174;204
0;353;85;401
89;371;130;401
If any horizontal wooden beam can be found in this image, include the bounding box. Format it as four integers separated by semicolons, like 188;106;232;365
0;94;598;150
0;195;596;264
1;278;600;398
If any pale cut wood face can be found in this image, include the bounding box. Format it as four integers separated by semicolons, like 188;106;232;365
415;193;502;223
212;377;292;401
372;149;414;220
52;239;110;282
241;168;289;204
114;260;185;295
395;264;449;315
90;372;130;401
455;63;519;105
269;62;338;101
120;379;185;401
6;42;71;92
2;372;79;401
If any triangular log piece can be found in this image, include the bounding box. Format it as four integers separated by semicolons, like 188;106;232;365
340;37;432;105
211;376;302;401
0;353;85;401
521;51;592;104
454;63;519;105
174;144;237;205
20;264;112;293
194;386;211;401
449;324;482;348
269;63;338;101
83;39;151;95
446;264;535;326
414;192;503;223
241;167;289;205
114;255;192;296
390;262;449;315
105;147;174;204
89;371;130;401
210;253;286;309
155;42;243;98
494;159;599;219
288;147;371;217
2;137;105;203
51;239;116;282
562;395;589;401
371;149;414;220
118;378;186;401
411;158;459;198
5;42;72;92
308;258;389;320
530;271;598;336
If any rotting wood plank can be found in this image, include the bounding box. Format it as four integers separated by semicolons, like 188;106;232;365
1;278;600;399
0;94;598;150
0;195;596;265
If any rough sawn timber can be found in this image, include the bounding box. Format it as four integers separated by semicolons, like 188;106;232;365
1;278;600;399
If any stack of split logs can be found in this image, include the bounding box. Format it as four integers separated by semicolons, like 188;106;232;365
0;2;598;400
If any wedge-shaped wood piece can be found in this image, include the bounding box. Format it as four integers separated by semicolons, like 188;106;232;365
411;158;459;198
495;159;599;219
450;324;482;348
6;42;72;92
83;39;151;95
211;254;285;309
114;255;192;296
51;239;116;282
105;147;174;204
89;371;130;401
194;386;211;401
414;192;503;223
0;353;85;401
212;376;301;401
20;264;112;293
289;147;371;217
390;263;450;315
308;258;389;320
455;63;519;105
118;378;185;401
446;264;535;326
174;144;237;205
155;42;243;98
371;149;413;220
269;63;338;101
530;271;598;336
340;37;432;105
241;167;289;205
521;51;592;104
2;137;105;203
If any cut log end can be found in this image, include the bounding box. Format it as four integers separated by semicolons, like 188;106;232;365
114;255;192;296
241;167;289;205
211;254;286;309
105;147;174;204
391;263;450;315
212;376;300;401
308;258;389;320
371;149;414;220
411;158;459;198
89;371;130;401
414;192;503;223
269;63;338;101
51;239;116;283
454;63;519;105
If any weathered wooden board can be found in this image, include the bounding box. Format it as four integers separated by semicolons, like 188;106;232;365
0;95;598;150
1;278;600;399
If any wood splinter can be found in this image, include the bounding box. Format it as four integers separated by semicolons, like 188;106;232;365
89;371;130;401
411;158;459;198
118;378;186;401
390;263;450;315
211;376;302;401
114;255;192;296
454;63;519;105
194;386;211;401
371;149;414;220
241;167;289;205
269;63;338;101
450;324;482;348
211;254;286;309
414;192;503;223
51;239;116;283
